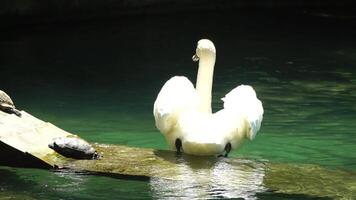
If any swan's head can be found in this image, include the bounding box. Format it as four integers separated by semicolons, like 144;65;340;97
192;39;216;62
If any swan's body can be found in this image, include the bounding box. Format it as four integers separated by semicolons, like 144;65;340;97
153;39;263;156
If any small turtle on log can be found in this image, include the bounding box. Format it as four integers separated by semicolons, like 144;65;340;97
0;90;21;117
49;137;100;160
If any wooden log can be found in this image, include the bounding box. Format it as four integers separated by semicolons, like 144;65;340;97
0;110;355;199
0;110;73;168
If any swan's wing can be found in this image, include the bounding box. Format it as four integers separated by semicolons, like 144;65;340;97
153;76;199;135
222;85;264;140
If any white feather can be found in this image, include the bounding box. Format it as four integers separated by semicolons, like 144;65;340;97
153;76;199;134
222;85;264;140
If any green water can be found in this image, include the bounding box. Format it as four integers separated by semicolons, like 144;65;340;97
1;10;356;199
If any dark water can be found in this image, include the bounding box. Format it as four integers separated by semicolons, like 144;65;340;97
1;9;356;199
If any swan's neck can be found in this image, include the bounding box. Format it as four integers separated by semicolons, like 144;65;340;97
196;53;216;113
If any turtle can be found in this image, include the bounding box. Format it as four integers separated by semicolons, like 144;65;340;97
0;90;21;117
48;137;100;160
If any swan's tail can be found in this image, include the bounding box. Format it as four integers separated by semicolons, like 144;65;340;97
222;85;264;140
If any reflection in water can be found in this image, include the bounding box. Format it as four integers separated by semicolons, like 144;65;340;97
150;157;266;199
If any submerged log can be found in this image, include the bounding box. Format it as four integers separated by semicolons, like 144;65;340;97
0;110;355;199
63;144;356;199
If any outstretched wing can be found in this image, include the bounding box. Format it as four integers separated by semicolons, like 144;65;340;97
153;76;199;135
222;85;264;140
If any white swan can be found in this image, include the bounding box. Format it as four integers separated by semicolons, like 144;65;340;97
153;39;263;156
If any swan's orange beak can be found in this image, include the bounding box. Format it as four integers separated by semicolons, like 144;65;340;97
192;54;199;62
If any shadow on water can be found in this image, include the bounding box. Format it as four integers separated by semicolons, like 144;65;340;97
0;168;36;199
0;167;87;199
0;166;152;200
154;149;221;168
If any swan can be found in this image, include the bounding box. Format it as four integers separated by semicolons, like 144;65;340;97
153;39;263;156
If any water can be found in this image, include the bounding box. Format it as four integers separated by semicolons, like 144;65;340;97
1;9;356;199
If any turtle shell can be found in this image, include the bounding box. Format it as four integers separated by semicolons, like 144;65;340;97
49;137;99;160
0;90;15;108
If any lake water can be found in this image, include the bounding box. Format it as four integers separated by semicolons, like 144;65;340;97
1;9;356;199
